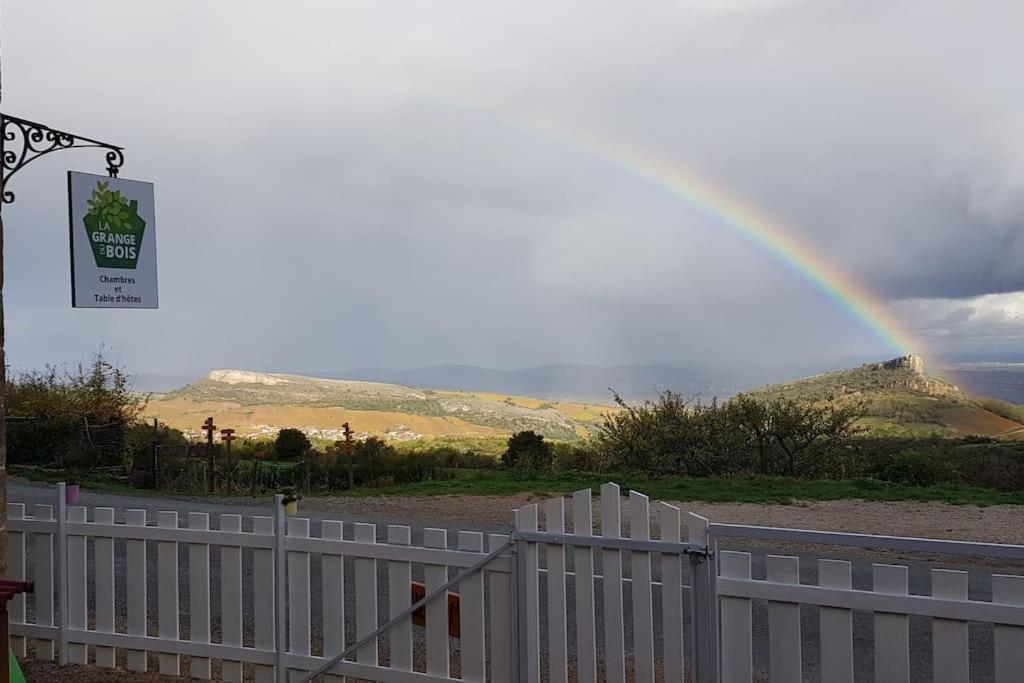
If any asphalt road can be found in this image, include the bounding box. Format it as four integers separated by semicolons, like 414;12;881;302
9;480;1018;681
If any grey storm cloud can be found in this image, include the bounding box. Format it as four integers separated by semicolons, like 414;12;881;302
1;0;1022;378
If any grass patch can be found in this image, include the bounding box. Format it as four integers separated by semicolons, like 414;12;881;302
337;469;1024;505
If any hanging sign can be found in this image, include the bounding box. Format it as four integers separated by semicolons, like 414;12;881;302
68;171;158;308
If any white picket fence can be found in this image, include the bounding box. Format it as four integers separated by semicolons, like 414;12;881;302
7;482;1024;682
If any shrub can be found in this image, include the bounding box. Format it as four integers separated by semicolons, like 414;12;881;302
502;431;553;472
274;428;311;460
879;449;959;487
552;442;607;472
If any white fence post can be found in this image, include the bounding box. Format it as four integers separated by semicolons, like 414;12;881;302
993;573;1024;682
253;515;276;683
571;489;597;683
125;509;147;672
766;555;801;681
287;517;312;681
157;510;180;675
55;484;68;666
93;507;116;669
424;527;450;677
874;563;909;683
689;512;718;683
819;559;853;683
600;483;625;683
189;512;212;680
32;503;55;661
66;505;87;666
323;520;347;683
488;532;513;683
630;491;655;683
458;530;487;682
6;503;26;658
220;514;244;683
273;494;287;683
932;568;969;683
386;525;412;674
543;498;567;683
657;502;684;683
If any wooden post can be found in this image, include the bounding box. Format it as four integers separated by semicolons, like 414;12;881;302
151;417;159;488
201;417;216;493
342;422;354;490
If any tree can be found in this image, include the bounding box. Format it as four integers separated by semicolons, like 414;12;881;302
502;431;553;471
274;428;311;461
728;394;774;475
767;398;862;478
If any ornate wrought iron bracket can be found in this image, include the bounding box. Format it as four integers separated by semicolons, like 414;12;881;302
1;113;125;203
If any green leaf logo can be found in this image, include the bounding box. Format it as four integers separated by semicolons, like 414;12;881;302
83;181;146;269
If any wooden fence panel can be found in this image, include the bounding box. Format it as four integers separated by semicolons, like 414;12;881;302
572;488;597;683
657;502;684;683
252;515;276;683
322;520;346;682
354;522;379;668
6;503;26;658
873;563;910;683
544;498;568;683
993;573;1024;682
818;559;853;683
220;514;244;683
720;550;752;683
488;533;512;683
932;569;969;683
629;491;655;683
93;507;116;669
67;506;88;666
188;512;212;679
600;482;625;683
458;531;486;682
287;517;312;679
125;509;148;672
766;555;801;682
32;503;55;661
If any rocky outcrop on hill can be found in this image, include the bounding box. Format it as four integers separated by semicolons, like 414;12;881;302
862;355;960;397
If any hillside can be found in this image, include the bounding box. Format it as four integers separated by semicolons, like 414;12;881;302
750;355;1024;438
150;370;611;441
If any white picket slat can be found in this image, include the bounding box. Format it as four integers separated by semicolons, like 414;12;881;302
287;517;312;680
932;569;969;683
5;503;26;658
354;522;379;667
629;491;655;683
157;510;180;675
188;512;212;679
424;527;450;677
220;514;243;683
873;563;909;683
818;559;853;683
93;507;116;668
599;483;625;683
766;555;801;682
544;498;568;683
125;509;148;672
66;505;88;665
572;488;597;683
252;515;276;683
993;573;1024;682
322;519;346;682
720;550;752;683
488;533;512;683
516;504;541;683
458;531;486;682
32;504;55;661
387;525;412;673
657;502;684;683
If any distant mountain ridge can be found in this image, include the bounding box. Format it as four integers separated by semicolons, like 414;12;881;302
750;354;1024;438
336;364;744;402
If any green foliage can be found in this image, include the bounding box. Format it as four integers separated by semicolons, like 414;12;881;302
596;391;863;478
879;448;959;487
86;182;132;230
502;431;553;472
274;428;311;460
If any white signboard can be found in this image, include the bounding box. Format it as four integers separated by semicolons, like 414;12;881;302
68;171;158;308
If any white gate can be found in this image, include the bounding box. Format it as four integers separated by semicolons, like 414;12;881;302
9;482;1024;681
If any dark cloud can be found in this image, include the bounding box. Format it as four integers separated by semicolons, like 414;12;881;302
2;0;1022;377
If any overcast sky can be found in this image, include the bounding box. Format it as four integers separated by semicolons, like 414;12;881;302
2;1;1022;380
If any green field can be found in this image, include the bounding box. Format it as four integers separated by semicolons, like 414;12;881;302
337;469;1024;506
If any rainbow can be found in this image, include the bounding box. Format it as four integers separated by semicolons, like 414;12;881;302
499;113;921;356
